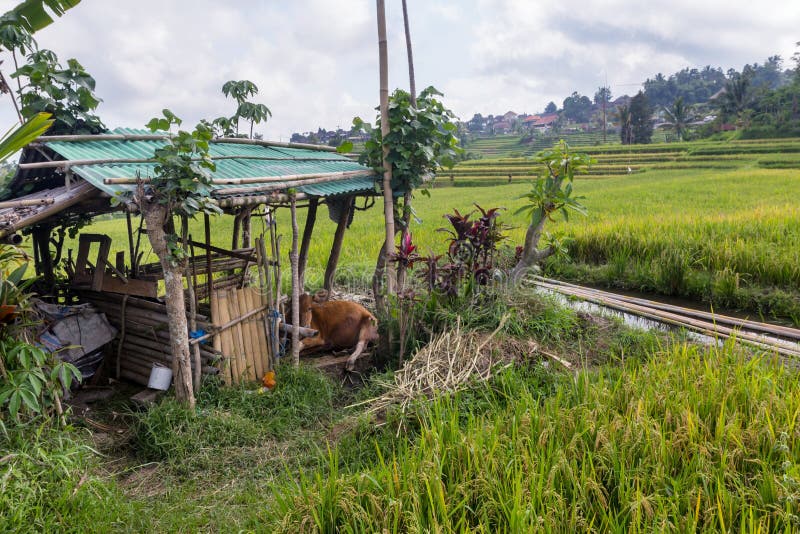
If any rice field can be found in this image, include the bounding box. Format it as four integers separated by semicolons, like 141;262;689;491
464;131;617;158
68;137;800;322
273;342;800;532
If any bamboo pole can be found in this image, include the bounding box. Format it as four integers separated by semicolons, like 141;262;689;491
237;288;257;380
18;154;351;170
532;276;800;342
289;194;301;367
257;235;278;368
217;192;308;208
34;133;340;152
0;182;97;239
182;218;202;392
204;214;213;304
189;304;269;345
376;0;396;298
0;198;55;208
81;290;210;320
244;288;264;379
102;169;374;186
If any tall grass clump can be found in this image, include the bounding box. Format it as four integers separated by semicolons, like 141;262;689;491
0;423;132;532
272;341;800;532
129;365;339;469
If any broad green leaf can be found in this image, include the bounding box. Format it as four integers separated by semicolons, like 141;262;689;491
336;141;353;153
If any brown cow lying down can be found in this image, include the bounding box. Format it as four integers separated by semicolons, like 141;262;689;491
298;292;379;370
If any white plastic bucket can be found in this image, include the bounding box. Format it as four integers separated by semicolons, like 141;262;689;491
148;363;173;390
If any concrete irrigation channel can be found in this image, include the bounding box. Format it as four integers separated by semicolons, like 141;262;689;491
528;275;800;359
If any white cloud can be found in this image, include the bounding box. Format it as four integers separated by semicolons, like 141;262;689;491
0;0;796;136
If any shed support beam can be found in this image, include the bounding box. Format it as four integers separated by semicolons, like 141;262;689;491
298;197;318;289
323;196;353;292
241;207;252;248
32;225;55;296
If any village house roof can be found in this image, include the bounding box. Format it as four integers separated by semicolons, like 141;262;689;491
522;113;559;126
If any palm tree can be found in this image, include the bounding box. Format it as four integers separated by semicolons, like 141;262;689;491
721;73;752;120
663;97;690;141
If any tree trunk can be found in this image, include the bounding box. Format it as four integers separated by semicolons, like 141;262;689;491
142;201;194;408
289;194;301;367
376;0;396;305
511;209;555;283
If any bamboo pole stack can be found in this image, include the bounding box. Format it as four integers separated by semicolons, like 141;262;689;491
529;276;800;358
77;290;221;386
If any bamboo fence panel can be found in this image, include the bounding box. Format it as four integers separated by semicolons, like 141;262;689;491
210;286;272;385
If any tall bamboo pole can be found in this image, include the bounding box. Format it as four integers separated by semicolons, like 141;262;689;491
376;0;396;300
398;0;417;290
182;217;202;392
402;0;417;103
289;193;301;367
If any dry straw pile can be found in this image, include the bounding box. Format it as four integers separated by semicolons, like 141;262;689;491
360;316;532;415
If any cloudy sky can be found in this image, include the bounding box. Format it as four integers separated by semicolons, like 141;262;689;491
0;0;797;139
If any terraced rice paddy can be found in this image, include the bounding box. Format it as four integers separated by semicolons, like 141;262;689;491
449;137;800;185
465;131;617;158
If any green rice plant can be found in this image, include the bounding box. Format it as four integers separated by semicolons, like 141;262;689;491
711;267;742;308
654;248;692;295
270;341;800;532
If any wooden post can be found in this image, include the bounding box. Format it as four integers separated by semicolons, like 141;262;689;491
182;217;202;392
231;209;242;250
289;194;301;367
32;226;55;293
126;211;136;277
204;214;213;303
298;197;318;289
241;207;252;248
324;196;353;292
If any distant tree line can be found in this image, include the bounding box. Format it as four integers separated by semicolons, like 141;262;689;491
289;46;800;146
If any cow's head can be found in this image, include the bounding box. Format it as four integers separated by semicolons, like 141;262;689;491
299;293;313;328
363;314;380;342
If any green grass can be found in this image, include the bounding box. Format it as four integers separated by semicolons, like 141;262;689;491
0;423;135;533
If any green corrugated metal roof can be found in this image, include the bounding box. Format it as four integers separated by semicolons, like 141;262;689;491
43;128;378;199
